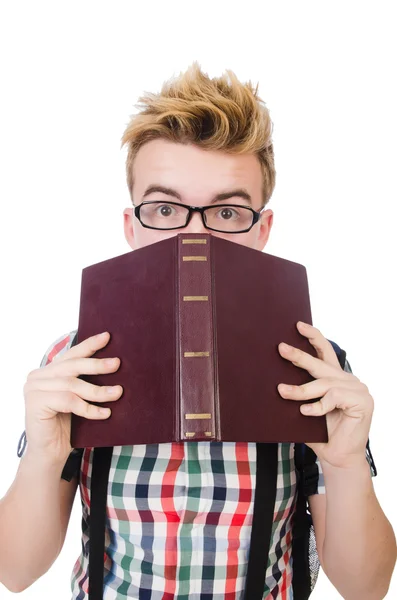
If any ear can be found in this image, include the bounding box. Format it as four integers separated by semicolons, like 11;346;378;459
123;208;137;250
256;209;273;251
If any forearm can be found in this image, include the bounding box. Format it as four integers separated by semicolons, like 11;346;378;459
321;457;397;600
0;450;66;592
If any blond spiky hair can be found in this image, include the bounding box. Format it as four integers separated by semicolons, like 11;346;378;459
121;62;276;207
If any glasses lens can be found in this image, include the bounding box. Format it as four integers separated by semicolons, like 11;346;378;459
139;202;189;229
204;205;254;232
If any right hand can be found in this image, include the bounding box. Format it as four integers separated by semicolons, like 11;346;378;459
23;331;122;464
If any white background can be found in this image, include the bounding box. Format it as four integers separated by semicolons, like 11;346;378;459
0;1;396;598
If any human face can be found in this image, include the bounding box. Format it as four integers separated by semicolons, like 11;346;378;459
123;139;273;251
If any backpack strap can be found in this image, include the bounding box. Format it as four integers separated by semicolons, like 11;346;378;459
66;329;114;597
293;339;347;496
328;340;346;371
309;341;377;476
291;463;314;599
329;343;377;477
244;442;278;599
291;339;347;599
88;446;113;599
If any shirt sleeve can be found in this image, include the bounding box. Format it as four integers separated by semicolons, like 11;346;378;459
311;356;377;496
17;330;80;481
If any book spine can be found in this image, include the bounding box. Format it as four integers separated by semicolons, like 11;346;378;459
177;233;217;441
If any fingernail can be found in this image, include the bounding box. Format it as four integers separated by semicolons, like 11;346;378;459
280;343;291;351
105;358;118;366
301;404;312;412
279;384;293;392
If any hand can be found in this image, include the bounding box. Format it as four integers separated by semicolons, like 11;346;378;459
277;321;374;469
23;331;123;465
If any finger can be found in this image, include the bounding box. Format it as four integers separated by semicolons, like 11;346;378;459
24;376;123;402
28;355;121;380
26;389;113;420
296;321;341;368
299;388;368;417
278;342;348;380
53;331;111;364
278;377;360;401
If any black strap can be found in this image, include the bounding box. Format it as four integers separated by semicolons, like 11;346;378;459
71;330;79;347
61;448;84;482
291;479;312;600
244;442;278;599
291;442;317;600
291;343;347;599
88;446;113;599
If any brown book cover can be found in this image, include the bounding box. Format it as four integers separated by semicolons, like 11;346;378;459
70;233;327;448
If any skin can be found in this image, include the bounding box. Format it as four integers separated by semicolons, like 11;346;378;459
123;138;273;250
122;138;396;598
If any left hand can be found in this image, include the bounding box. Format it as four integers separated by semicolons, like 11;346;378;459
277;321;374;469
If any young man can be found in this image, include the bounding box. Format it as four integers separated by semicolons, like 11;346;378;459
1;63;396;599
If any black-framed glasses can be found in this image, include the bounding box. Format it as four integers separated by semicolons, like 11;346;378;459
133;200;266;234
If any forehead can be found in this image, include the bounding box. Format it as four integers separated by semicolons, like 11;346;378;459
132;139;262;200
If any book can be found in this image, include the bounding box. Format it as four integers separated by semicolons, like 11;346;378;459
70;233;327;448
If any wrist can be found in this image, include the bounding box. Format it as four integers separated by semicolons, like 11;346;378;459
320;453;370;473
321;455;373;491
22;447;70;473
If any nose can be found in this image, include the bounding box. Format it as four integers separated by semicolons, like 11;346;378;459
183;211;207;234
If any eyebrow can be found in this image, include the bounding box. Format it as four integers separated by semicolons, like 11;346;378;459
142;185;252;205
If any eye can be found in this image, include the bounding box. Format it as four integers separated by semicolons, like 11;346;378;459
155;203;177;217
215;206;240;220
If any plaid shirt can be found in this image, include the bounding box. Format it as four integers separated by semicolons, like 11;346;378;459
21;330;370;600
